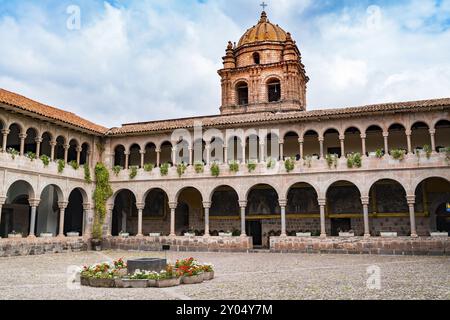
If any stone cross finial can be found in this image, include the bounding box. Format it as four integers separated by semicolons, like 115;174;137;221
260;2;268;11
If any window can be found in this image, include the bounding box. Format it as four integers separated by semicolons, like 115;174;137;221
236;82;249;106
253;52;260;65
268;79;281;102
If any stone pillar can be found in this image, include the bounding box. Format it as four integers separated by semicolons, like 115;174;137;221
241;144;246;164
169;202;177;237
0;196;6;230
64;144;70;163
299;138;304;160
35;138;43;158
407;195;418;238
188;147;193;166
279;199;287;237
205;143;211;165
76;146;82;165
156;149;161;167
50;141;56;161
203;201;211;237
19;133;27;156
58;201;68;237
82;203;92;238
223;145;228;164
383;132;389;155
87;151;92;167
259;142;265;163
279;140;284;161
429;129;436;153
1;129;9;152
140;150;145;168
319;137;324;159
239;200;247;236
406;130;412;155
361;196;370;237
171;147;177;165
360;134;367;156
136;202;145;237
318;198;326;237
28;199;40;238
124;151;130;169
106;204;114;237
339;135;345;158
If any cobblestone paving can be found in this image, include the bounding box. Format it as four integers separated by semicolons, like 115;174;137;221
0;251;449;300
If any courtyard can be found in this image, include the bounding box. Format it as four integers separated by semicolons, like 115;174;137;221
0;251;448;300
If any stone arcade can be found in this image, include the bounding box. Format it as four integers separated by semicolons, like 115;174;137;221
0;11;449;257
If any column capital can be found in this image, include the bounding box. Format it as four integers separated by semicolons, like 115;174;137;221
50;140;57;146
136;202;145;210
405;129;412;136
339;135;345;141
1;129;10;135
360;133;367;139
298;138;304;144
107;203;114;211
155;148;161;153
361;196;370;205
239;200;247;208
64;144;70;150
318;198;326;206
169;201;178;210
429;129;436;135
58;201;68;209
139;150;146;155
82;203;93;211
19;133;27;139
382;132;389;138
0;195;6;205
124;151;130;156
203;201;211;209
29;198;41;208
406;195;415;205
318;136;324;142
35;137;43;143
278;139;284;145
278;199;287;207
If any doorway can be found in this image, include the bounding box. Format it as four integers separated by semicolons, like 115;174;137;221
331;218;351;236
246;220;262;247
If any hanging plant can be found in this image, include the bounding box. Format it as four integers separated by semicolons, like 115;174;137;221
391;149;406;161
177;163;187;177
247;161;257;172
375;149;384;158
423;145;432;159
144;163;154;172
57;159;65;173
194;161;204;173
129;166;138;179
160;163;169;176
229;161;239;173
92;163;113;240
84;164;92;183
40;154;50;167
26;151;36;161
284;157;295;172
7;148;19;159
69;160;80;170
210;162;220;177
266;158;276;169
112;165;122;176
347;153;362;168
326;154;338;169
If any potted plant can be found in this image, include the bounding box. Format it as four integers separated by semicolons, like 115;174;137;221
201;264;215;281
156;265;182;288
229;161;239;173
266;158;276;169
247;161;257;173
8;231;22;239
129;166;138;179
391;149;406;161
326;154;338;169
7;147;19;159
176;258;204;285
176;163;187;177
160;163;169;176
210;162;220;177
122;271;153;288
375;149;384;158
119;231;130;238
284;157;295;172
194;161;204;173
112;165;122;176
184;230;195;237
144;163;154;172
40;154;50;167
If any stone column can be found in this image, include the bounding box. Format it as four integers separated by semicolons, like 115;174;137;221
239;200;247;236
19;133;27;156
28;199;40;238
203;201;211;237
76;146;82;165
35;138;43;158
429;129;436;153
1;129;9;152
361;196;370;237
406;130;412;154
318;198;326;237
50;141;56;161
223;145;228;164
124;151;130;169
383;132;389;155
360;134;367;156
140;150;145;168
339;135;345;158
188;147;193;166
156;149;161;167
82;203;92;238
106;204;114;237
58;201;68;237
87;150;92;167
319;137;324;159
64;144;70;163
0;196;6;230
279;199;287;237
407;195;418;238
259;142;265;163
171;147;177;165
205;144;211;165
169;202;177;237
299;138;304;160
279;140;284;161
136;202;145;237
241;144;246;164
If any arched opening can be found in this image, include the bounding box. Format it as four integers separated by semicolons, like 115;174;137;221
303;130;320;159
326;181;362;236
176;187;203;236
283;132;299;160
286;182;320;235
80;143;89;165
236;81;249;106
435;120;450;152
143;188;169;235
344;127;362;156
67;139;78;163
36;185;61;236
388;123;407;154
323;128;341;158
245;135;260;162
6;123;21;152
366;125;384;155
414;177;450;234
160;141;173;166
0;120;4;150
112;190;137;236
265;132;279;161
267;78;281;102
246;184;280;246
114;145;126;168
64;189;84;236
369;179;409;235
1;181;33;237
24;128;38;154
129;144;141;167
144;143;157;166
210;137;224;164
210;185;240;235
176;139;190;165
40;132;52;158
227;136;243;163
55;136;65;160
411;122;431;153
253;52;260;65
193;139;206;164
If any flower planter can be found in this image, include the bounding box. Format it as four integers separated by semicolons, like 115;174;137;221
296;232;312;237
182;274;204;285
203;271;214;281
40;233;53;238
430;232;448;237
80;276;90;287
184;233;195;237
368;152;377;157
156;277;181;288
380;232;398;238
119;233;130;238
339;232;355;237
218;233;232;237
8;234;22;239
88;278;116;288
148;233;161;237
122;279;148;288
91;239;102;251
147;279;157;287
67;232;79;237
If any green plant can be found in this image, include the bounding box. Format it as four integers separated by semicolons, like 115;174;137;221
247;161;257;172
129;166;138;179
40;154;50;167
92;163;113;240
7;148;19;159
423;144;432;159
160;163;169;176
284;157;295;172
143;163;154;172
25;151;36;161
229;161;239;173
176;163;187;177
391;149;406;161
96;142;105;157
326;154;338;169
69;160;79;170
84;163;92;183
375;149;384;158
210;162;220;177
194;161;204;173
57;159;65;173
112;165;122;176
347;153;362;168
266;158;276;169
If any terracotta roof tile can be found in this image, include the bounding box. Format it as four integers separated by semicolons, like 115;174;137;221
0;88;108;134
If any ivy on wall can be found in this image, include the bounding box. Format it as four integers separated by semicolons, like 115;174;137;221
92;163;113;240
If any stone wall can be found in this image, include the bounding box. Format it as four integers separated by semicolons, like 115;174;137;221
270;236;450;255
0;237;87;257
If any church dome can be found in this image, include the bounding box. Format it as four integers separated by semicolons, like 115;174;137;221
237;11;288;47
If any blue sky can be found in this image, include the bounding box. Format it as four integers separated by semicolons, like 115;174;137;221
0;0;449;127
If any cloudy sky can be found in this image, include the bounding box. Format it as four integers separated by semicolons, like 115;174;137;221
0;0;449;128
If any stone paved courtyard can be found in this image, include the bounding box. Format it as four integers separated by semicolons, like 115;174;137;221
0;251;449;300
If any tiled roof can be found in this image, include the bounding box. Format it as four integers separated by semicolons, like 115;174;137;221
108;98;450;136
0;88;108;134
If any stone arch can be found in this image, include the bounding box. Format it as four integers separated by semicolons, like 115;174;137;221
3;180;35;237
235;80;249;106
129;143;141;168
226;135;244;163
24;127;39;154
111;189;137;236
344;126;362;155
434;119;450;152
64;188;86;235
55;136;66;160
286;182;320;214
67;139;79;163
159;141;173;165
365;125;384;155
37;184;64;236
40;132;53;158
323;128;341;157
411;121;431;152
144;142;157;166
80;142;90;165
283;131;299;160
388;123;407;153
265;131;280;160
175;186;204;236
114;144;126;168
6;123;22;152
266;77;281;102
303;129;320;158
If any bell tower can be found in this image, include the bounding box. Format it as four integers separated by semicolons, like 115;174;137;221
218;11;309;115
